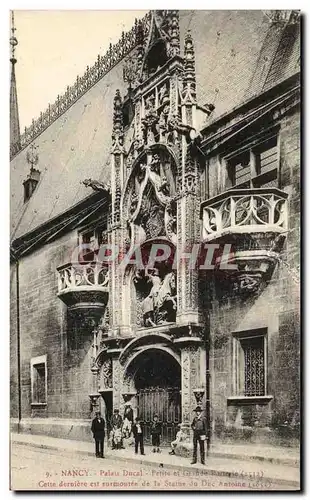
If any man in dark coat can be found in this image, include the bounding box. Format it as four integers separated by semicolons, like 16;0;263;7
191;406;207;465
91;411;105;458
132;417;145;455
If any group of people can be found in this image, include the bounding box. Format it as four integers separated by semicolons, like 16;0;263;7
91;405;207;465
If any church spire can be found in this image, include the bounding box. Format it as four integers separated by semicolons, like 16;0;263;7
10;11;21;159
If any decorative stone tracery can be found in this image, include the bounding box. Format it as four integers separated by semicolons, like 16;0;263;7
105;11;210;432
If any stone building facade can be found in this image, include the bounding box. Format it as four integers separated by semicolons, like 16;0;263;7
10;10;300;449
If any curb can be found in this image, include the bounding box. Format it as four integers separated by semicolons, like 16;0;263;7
12;438;300;489
210;450;299;468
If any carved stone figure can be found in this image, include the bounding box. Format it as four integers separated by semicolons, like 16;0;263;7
158;175;170;195
101;358;113;389
156;272;177;324
82;178;109;192
150;154;161;174
159;83;169;105
141;268;162;327
135;269;177;327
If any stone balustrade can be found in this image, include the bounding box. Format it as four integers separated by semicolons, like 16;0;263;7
201;188;288;241
57;261;109;292
57;261;109;309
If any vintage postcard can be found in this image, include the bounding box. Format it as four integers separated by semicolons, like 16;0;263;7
10;9;301;491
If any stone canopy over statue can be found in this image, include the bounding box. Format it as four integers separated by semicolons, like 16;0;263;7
134;268;177;327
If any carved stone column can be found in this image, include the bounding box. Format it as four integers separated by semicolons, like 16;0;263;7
109;89;133;337
176;31;200;326
176;338;206;436
110;349;123;413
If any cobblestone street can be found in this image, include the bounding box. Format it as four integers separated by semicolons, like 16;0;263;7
11;442;299;491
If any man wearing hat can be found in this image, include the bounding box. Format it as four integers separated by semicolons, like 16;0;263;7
110;409;124;449
132;417;145;455
191;406;207;465
91;411;105;458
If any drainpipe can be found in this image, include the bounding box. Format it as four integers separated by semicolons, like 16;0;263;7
15;259;22;431
206;341;211;456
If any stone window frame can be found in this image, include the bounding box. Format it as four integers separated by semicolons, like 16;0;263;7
220;127;280;192
228;328;273;405
77;219;108;262
30;355;47;407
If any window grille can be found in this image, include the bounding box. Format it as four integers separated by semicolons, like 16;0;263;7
240;336;265;397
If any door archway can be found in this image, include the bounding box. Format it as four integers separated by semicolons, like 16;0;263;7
125;348;181;445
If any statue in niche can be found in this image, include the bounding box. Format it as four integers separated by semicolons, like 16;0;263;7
156;272;177;324
129;192;139;217
150;154;161;174
159;83;169;105
158;175;170;196
134;269;177;327
140;268;162;327
101;358;113;389
145;93;156;114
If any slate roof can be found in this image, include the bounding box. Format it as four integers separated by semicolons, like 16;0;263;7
10;10;300;242
11;61;127;240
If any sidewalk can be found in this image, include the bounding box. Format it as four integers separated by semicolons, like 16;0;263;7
11;432;300;488
210;442;299;467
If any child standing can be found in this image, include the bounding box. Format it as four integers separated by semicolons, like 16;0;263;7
150;414;162;453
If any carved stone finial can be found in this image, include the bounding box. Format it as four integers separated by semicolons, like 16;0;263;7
135;18;144;46
10;11;18;63
10;11;21;158
183;30;196;103
167;10;180;57
26;143;39;169
112;89;124;153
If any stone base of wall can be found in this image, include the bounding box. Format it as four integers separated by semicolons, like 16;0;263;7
10;419;300;450
213;425;300;448
173;426;299;456
10;418;92;442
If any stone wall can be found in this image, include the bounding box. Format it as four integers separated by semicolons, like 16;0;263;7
10;229;95;435
207;109;300;446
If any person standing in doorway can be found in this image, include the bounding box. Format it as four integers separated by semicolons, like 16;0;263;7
132;417;145;455
122;404;134;439
110;409;124;449
91;411;105;458
150;414;162;453
191;406;207;465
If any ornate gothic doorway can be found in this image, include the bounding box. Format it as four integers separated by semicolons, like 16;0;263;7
133;349;181;445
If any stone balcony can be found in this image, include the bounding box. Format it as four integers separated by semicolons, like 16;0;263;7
57;261;109;311
201;188;288;241
200;188;289;293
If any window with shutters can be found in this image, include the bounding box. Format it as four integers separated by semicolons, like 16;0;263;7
226;134;279;190
31;355;47;405
232;329;267;398
78;224;108;262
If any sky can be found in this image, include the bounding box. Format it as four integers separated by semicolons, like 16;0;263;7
12;10;148;131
